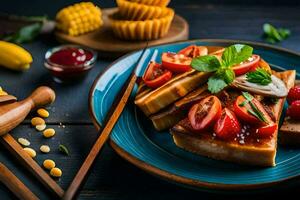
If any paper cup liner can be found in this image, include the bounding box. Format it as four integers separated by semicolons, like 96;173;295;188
110;10;174;41
127;0;170;7
117;0;172;20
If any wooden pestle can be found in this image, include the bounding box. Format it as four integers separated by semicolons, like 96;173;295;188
0;86;55;136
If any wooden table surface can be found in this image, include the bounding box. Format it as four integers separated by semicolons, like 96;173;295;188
1;0;300;199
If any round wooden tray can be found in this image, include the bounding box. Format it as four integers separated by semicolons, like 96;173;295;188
55;8;189;58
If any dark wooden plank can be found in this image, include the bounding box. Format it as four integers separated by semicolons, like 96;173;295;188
0;124;99;199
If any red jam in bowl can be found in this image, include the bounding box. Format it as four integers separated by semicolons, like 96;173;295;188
44;45;97;83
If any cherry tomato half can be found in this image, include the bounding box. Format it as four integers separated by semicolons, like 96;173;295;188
188;96;222;131
143;61;172;88
161;52;192;73
233;94;273;125
178;45;208;58
232;54;260;76
214;108;241;140
256;124;277;138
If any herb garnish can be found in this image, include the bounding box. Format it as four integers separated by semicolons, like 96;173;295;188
59;144;69;156
191;44;253;93
2;16;47;44
263;23;291;44
4;23;43;44
246;68;272;85
242;92;268;123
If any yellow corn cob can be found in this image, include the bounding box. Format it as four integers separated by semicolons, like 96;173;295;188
56;2;103;36
0;41;33;71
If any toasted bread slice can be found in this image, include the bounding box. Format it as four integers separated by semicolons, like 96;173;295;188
171;70;296;167
150;85;209;131
135;70;211;116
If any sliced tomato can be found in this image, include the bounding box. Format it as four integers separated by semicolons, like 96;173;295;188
233;94;273;125
143;61;172;88
161;52;192;73
256;123;277;138
178;45;208;58
232;54;260;76
214;108;241;140
188;96;222;131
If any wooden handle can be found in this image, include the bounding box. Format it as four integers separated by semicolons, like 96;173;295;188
63;74;138;200
0;162;39;200
0;86;56;136
25;86;56;109
0;134;64;198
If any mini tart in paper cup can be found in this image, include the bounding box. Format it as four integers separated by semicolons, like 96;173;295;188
110;10;174;41
117;0;171;20
127;0;170;7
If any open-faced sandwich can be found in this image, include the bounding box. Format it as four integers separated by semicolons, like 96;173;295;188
135;44;296;167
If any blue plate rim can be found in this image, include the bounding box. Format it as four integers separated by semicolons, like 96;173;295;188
88;39;300;191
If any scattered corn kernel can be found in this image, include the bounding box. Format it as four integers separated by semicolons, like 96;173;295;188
50;167;62;177
43;159;56;170
31;117;45;126
43;128;55;138
17;138;30;146
37;108;49;118
36;124;46;131
40;145;51;153
23;147;36;158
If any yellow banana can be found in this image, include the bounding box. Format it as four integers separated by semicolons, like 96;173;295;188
0;41;33;71
0;87;8;95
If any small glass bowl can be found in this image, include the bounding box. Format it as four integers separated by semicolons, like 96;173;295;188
44;45;97;83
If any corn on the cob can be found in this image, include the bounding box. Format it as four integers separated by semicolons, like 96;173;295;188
56;2;103;36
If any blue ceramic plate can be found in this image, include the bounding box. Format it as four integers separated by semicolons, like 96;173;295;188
89;39;300;191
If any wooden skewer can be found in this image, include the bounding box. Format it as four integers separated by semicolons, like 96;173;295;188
0;134;64;198
0;162;39;200
63;47;153;200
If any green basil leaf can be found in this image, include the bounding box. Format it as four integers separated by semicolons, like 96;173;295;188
263;23;291;44
263;23;282;41
278;28;291;39
215;68;235;84
4;22;42;44
207;74;228;94
242;92;253;102
191;55;221;72
242;92;268;123
246;68;271;85
221;44;253;67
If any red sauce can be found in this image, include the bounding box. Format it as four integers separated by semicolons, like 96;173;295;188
49;47;93;66
45;46;96;82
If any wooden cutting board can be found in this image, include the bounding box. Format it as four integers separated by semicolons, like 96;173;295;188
55;8;189;58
